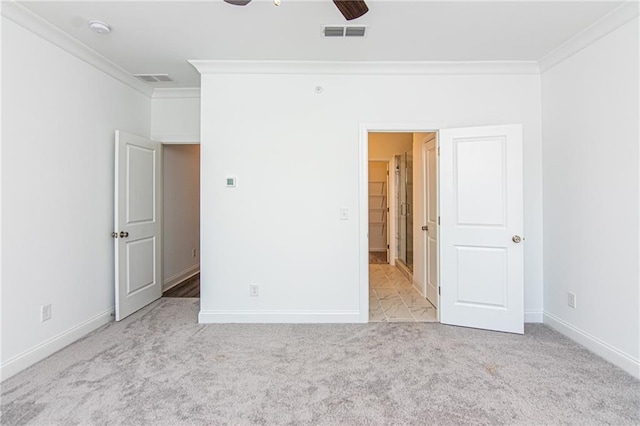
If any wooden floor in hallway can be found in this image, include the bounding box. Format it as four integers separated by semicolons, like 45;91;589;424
163;273;200;298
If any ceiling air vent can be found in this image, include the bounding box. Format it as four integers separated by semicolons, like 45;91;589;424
324;26;345;37
134;74;174;83
322;25;367;38
345;26;366;37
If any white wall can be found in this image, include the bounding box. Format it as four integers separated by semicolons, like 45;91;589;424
197;67;543;323
151;92;200;143
1;17;151;379
541;17;639;378
163;145;201;290
368;133;412;160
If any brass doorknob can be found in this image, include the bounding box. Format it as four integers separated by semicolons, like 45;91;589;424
512;235;522;243
119;231;129;238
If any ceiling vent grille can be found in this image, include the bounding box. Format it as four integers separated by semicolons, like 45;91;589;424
134;74;173;83
345;26;366;37
323;25;367;38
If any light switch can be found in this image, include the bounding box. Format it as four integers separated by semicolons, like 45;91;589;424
340;207;349;220
225;176;237;187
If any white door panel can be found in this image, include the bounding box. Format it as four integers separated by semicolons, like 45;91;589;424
440;125;523;334
424;136;438;307
115;131;162;321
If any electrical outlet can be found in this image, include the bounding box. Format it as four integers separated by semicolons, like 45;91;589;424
250;284;259;297
192;248;197;258
41;304;52;322
568;292;576;309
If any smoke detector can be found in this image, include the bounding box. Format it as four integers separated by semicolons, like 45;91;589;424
89;20;111;35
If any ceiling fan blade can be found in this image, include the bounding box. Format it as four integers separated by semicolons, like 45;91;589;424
333;0;369;21
223;0;252;5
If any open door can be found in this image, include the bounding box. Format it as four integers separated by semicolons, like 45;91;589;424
439;125;524;334
385;163;390;264
424;135;438;308
114;131;162;321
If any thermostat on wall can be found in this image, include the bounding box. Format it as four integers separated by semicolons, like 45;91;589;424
225;176;237;187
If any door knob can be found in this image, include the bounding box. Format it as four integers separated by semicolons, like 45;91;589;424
512;235;522;243
422;225;428;231
119;231;129;238
111;232;118;239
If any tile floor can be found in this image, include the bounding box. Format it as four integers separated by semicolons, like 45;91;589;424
369;263;437;322
368;251;387;264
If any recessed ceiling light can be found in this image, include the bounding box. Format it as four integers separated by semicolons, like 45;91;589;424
89;20;111;35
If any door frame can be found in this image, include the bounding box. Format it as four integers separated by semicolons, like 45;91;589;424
359;123;443;323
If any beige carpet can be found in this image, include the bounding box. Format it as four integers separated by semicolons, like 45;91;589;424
1;298;639;425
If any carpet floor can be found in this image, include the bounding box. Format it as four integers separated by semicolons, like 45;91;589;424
1;298;639;425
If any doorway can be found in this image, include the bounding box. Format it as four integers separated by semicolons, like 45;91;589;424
367;132;437;323
114;132;202;321
161;144;201;298
360;124;526;334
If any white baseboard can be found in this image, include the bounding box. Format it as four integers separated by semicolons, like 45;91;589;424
0;308;114;382
524;311;543;323
163;264;200;292
544;312;639;379
412;279;424;297
199;310;363;324
394;261;412;282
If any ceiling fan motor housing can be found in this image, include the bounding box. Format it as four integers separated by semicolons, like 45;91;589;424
222;0;370;21
333;0;369;21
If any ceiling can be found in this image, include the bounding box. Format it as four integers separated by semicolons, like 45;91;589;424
19;0;624;88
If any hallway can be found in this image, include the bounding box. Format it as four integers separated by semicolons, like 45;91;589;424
369;264;437;322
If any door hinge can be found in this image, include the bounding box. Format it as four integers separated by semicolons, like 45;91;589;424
438;216;440;225
438;287;441;295
438;147;440;156
387;244;390;249
387;207;389;212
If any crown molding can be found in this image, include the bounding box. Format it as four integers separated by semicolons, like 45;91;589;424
539;1;639;73
189;60;540;76
1;1;153;97
152;88;201;99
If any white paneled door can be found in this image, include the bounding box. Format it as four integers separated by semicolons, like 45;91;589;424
439;125;524;334
424;135;439;308
114;131;162;321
